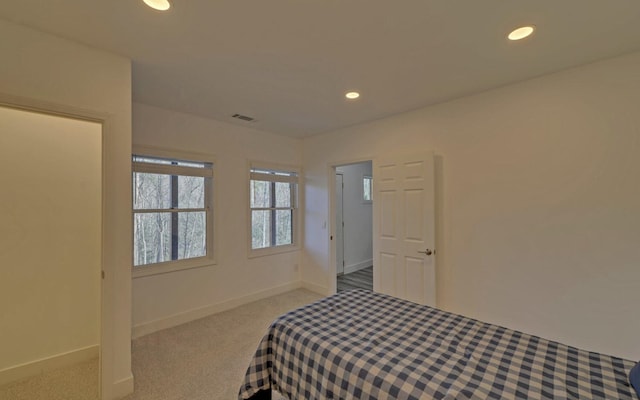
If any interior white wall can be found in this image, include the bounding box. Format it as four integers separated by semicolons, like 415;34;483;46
132;103;303;331
0;19;133;398
302;51;640;360
0;107;101;371
336;163;373;273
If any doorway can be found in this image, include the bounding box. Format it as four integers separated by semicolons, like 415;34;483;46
334;161;373;292
0;105;102;398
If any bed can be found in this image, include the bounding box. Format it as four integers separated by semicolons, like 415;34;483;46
239;289;638;399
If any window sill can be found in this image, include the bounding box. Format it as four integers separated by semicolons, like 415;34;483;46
248;244;300;259
132;257;215;278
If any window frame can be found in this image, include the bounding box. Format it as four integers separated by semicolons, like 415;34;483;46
248;161;301;258
132;146;216;278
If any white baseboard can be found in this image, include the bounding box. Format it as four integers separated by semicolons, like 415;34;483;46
0;345;99;386
110;374;134;399
132;281;302;339
301;281;329;296
343;259;373;275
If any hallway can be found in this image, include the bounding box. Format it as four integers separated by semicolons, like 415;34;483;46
337;266;372;292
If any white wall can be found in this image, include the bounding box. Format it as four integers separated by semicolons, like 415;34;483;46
336;162;372;273
0;19;133;398
132;103;303;333
0;107;101;373
303;51;640;360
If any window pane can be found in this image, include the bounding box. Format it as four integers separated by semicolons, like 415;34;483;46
275;210;292;246
174;160;211;168
178;176;205;209
133;155;211;169
251;210;272;249
363;177;372;201
178;211;207;259
275;182;292;208
133;156;173;165
251;168;295;176
133;212;171;266
250;180;271;208
133;173;171;210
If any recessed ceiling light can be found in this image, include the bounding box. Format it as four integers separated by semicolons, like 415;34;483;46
508;26;535;41
143;0;171;11
345;91;360;100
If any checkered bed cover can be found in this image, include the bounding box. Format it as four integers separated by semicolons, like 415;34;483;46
239;289;637;399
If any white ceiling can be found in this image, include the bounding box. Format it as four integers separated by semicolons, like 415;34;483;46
2;1;640;137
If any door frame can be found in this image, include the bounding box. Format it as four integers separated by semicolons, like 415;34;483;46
335;172;345;275
327;157;374;294
0;93;113;399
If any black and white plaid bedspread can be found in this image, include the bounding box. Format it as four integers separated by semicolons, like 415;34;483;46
239;289;637;399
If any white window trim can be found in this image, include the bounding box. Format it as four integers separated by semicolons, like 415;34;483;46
132;145;217;278
247;160;302;258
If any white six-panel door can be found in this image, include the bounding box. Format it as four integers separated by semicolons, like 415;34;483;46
373;152;436;306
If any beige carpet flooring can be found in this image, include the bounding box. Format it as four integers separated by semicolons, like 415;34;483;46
0;289;323;400
0;358;99;400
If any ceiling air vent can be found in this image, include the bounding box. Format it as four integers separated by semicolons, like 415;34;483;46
231;113;255;122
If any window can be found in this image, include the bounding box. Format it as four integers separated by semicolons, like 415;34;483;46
363;175;373;203
249;164;299;255
132;152;214;276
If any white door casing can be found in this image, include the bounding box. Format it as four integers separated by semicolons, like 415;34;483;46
335;173;345;275
373;152;436;306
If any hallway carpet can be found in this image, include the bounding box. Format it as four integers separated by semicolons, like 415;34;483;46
337;266;373;292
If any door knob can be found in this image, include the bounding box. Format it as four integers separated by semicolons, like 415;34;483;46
418;249;434;256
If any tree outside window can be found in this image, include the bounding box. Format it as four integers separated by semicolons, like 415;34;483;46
132;155;213;273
